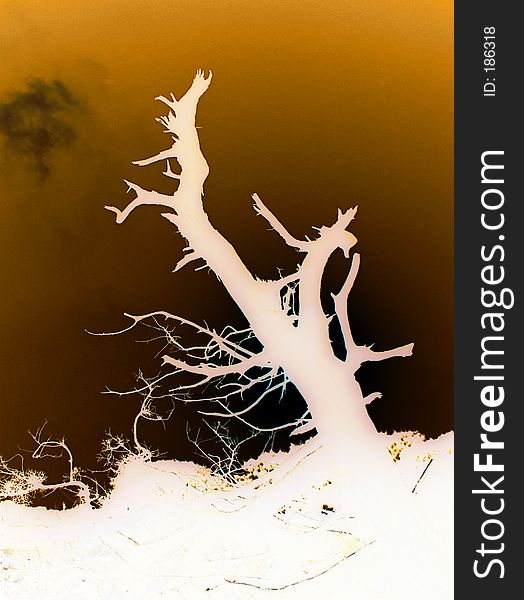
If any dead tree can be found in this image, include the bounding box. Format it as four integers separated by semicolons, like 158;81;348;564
105;71;413;488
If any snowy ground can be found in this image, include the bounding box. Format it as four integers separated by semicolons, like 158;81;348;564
0;432;453;600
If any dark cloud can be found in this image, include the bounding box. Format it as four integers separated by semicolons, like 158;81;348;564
0;79;77;179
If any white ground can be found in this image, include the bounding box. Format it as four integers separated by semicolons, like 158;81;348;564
0;432;453;600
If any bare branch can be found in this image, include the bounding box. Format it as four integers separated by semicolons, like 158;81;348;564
105;70;213;228
357;342;414;364
89;311;255;362
163;159;181;180
129;373;175;458
155;93;179;111
207;404;310;434
252;193;309;251
162;352;271;376
290;418;316;437
105;180;177;224
155;69;212;115
173;250;203;273
187;369;276;405
332;252;360;354
132;147;180;168
199;375;288;418
275;273;301;297
331;252;414;368
363;392;382;405
187;421;260;483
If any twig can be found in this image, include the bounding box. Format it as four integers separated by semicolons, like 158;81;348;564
225;542;373;591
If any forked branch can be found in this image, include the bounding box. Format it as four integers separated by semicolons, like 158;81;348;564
333;253;414;367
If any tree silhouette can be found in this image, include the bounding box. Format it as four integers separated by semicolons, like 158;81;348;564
105;70;413;493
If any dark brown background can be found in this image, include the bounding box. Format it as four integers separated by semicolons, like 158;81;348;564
0;0;452;480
